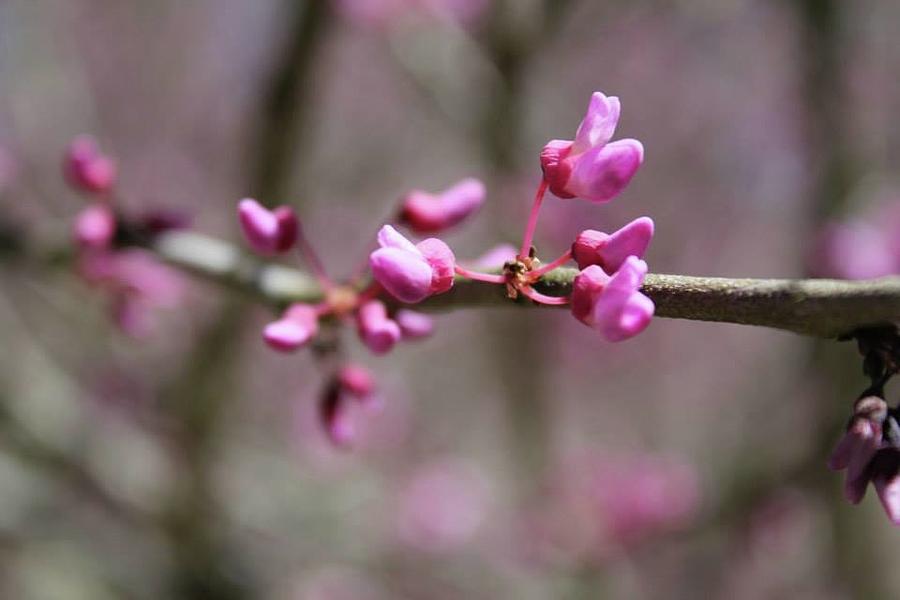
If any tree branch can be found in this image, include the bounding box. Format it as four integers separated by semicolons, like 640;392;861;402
151;230;900;339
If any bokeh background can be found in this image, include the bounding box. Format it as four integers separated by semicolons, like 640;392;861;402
1;0;899;598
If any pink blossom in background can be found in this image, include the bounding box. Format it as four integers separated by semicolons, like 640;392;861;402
263;304;319;352
400;177;486;234
395;459;489;553
394;308;434;339
520;451;699;565
812;217;900;279
73;204;117;249
77;249;185;337
540;92;644;203
63;135;117;195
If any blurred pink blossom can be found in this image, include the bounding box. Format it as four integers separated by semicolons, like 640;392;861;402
395;459;488;552
63;135;117;195
77;249;185;337
399;177;485;234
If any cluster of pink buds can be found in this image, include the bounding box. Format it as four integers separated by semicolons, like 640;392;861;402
239;91;653;446
401;90;656;342
829;395;900;523
235;179;482;445
65;136;184;337
828;327;900;525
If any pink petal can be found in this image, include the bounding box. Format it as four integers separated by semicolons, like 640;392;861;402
567;138;644;203
540;139;575;199
73;204;116;249
598;217;654;272
377;224;420;253
570;265;611;325
572;92;621;154
591;257;653;342
273;206;298;252
396;309;435;340
238;198;279;254
874;473;900;524
357;300;402;355
369;247;434;303
415;238;456;296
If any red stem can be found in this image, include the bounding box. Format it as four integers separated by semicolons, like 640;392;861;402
519;178;549;258
454;265;507;285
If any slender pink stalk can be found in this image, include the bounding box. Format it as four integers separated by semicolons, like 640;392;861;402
529;249;573;279
295;223;334;291
519;178;549;258
454;265;507;284
519;286;570;306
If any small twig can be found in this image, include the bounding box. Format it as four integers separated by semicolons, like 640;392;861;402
150;230;900;339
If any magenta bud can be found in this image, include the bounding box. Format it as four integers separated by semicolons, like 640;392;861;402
262;303;318;352
400;178;486;234
571;257;654;342
73;204;116;249
237;198;298;255
369;225;456;303
357;299;401;355
63;135;117;194
339;364;376;399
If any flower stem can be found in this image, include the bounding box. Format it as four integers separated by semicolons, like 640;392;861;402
519;178;549;259
295;223;333;291
519;285;570;306
530;249;573;279
454;265;507;285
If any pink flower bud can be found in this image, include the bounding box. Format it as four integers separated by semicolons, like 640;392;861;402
369;225;456;303
356;299;401;355
63;135;117;194
572;217;654;272
571;257;654;342
237;198;298;255
395;309;434;340
541;92;643;203
262;303;319;352
828;396;888;504
338;364;376;399
400;178;486;234
73;204;116;249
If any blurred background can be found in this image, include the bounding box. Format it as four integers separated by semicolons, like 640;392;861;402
1;0;899;598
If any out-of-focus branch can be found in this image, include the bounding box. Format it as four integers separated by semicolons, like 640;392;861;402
151;230;900;338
